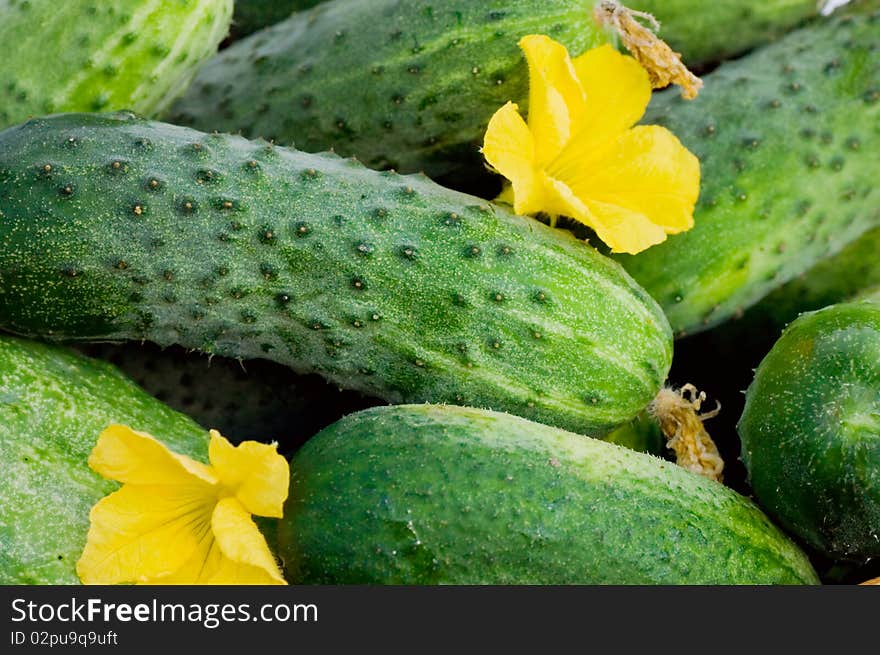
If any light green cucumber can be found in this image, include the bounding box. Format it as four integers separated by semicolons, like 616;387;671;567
169;0;614;181
739;302;880;559
0;112;672;436
279;404;819;584
0;0;233;131
77;342;376;451
0;335;210;584
615;7;880;337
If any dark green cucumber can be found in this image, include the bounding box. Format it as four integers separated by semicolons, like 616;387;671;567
0;112;672;436
0;0;233;130
279;404;818;584
169;0;613;180
77;343;376;451
0;335;209;584
232;0;322;38
614;8;880;337
739;302;880;558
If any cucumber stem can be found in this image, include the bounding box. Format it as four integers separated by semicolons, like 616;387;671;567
650;384;724;482
593;1;703;99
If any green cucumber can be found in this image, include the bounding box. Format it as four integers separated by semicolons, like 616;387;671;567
279;404;819;584
614;8;880;337
0;0;233;130
77;343;376;451
636;0;818;67
603;409;665;455
169;0;613;181
0;112;672;436
228;0;820;62
0;335;209;584
738;226;880;337
232;0;322;38
856;285;880;303
169;0;823;182
739;302;880;558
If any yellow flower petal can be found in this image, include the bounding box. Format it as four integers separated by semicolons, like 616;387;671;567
570;44;651;146
481;36;700;255
155;500;286;585
583;199;671;254
519;34;585;166
76;484;216;584
89;424;216;486
542;176;669;254
208;431;289;518
209;498;286;584
482;101;546;216
550;125;699;247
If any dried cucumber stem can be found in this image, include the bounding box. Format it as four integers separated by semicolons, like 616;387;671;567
594;1;703;99
650;384;724;481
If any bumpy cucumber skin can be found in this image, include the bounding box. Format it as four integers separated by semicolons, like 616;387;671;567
739;226;880;336
615;9;880;337
280;404;818;585
0;0;232;130
0;112;672;436
739;303;880;558
0;336;209;584
636;0;817;67
168;0;610;179
225;0;819;62
232;0;322;37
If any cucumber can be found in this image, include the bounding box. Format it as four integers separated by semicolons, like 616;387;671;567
232;0;322;38
169;0;613;181
77;342;376;451
228;0;819;62
636;0;818;67
739;302;880;558
279;404;819;584
0;0;233;130
0;112;672;436
736;226;880;338
614;7;880;337
603;410;665;455
0;335;209;584
170;0;823;183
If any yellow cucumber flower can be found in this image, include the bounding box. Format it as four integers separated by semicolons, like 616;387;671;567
76;425;289;585
482;36;700;255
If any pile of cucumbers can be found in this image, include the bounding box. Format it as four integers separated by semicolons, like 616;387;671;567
0;0;878;585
